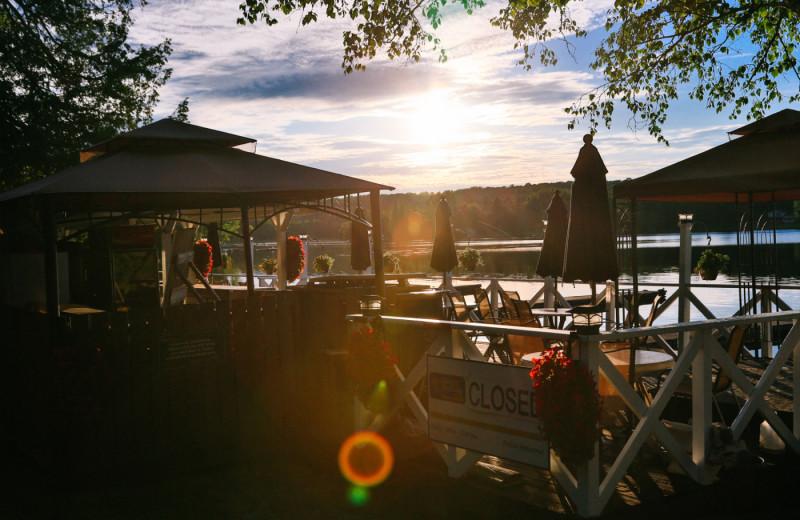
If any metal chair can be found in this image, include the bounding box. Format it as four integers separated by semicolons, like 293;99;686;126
498;289;520;319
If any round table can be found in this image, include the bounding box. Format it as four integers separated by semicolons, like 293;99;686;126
520;349;674;396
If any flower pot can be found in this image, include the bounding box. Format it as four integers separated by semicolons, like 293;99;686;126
699;269;718;280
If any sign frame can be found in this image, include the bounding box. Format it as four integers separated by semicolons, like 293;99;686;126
427;355;550;469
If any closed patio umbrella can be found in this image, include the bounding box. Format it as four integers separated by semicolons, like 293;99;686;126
430;197;458;281
350;205;372;272
562;135;618;301
535;190;568;307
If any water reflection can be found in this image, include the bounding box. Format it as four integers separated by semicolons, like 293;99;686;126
237;232;800;323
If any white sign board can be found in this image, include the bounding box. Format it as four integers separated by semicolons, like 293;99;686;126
427;356;549;469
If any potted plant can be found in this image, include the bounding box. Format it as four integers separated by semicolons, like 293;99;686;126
260;257;277;274
458;248;484;272
383;252;400;273
695;248;730;280
313;253;335;273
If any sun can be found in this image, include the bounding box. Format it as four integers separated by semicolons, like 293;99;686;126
409;90;467;146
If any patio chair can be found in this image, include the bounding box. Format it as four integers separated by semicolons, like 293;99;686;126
621;288;667;329
471;287;514;364
656;324;750;427
446;290;473;322
498;289;521;319
503;298;547;365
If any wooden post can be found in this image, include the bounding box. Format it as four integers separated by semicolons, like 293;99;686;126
241;205;255;297
40;196;60;320
271;211;293;290
677;214;694;352
369;190;386;297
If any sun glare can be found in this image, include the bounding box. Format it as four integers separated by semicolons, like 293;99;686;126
409;90;467;146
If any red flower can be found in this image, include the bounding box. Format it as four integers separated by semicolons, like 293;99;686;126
194;240;214;278
345;327;398;412
529;348;603;467
285;236;306;283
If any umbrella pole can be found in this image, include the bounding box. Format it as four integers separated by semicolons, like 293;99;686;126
591;282;597;304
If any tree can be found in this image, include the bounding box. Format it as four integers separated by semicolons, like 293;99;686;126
1;0;172;190
238;1;800;143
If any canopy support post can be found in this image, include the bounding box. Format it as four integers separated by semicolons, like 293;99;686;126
241;205;255;297
40;196;60;320
271;211;294;290
369;190;385;297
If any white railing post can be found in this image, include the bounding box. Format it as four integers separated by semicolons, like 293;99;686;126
487;278;501;316
543;277;555;308
794;318;800;441
761;286;774;357
692;329;714;485
678;215;694;351
573;334;602;517
605;281;616;331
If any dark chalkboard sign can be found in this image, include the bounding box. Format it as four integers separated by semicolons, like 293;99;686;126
158;329;226;370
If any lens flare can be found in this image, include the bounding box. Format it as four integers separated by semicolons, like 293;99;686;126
346;485;370;506
338;431;394;487
366;379;390;414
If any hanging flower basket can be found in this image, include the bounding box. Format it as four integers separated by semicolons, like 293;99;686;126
698;268;719;281
193;240;214;278
529;348;603;467
345;327;398;414
695;248;729;281
313;253;335;273
285;236;306;282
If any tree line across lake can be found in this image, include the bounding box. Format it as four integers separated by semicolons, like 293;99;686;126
238;182;800;245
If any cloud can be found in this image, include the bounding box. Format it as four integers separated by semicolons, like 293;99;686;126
127;0;765;193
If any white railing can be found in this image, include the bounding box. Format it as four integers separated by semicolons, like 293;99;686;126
347;310;800;518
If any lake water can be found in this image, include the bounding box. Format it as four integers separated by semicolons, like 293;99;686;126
282;230;800;325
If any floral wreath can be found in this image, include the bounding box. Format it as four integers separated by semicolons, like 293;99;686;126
529;348;603;467
345;327;398;413
193;239;214;278
285;235;306;282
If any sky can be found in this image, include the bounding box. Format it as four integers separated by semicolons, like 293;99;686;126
128;0;791;194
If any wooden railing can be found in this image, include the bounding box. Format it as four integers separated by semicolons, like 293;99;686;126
347;311;800;517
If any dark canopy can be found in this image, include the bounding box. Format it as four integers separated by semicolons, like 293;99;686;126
614;109;800;203
0;119;393;212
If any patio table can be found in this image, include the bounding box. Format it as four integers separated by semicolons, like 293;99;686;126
520;349;674;397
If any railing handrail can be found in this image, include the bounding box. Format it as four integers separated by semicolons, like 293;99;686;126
349;309;800;342
347;314;575;341
587;310;800;340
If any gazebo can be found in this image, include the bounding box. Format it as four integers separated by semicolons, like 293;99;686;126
614;108;800;351
0;118;394;316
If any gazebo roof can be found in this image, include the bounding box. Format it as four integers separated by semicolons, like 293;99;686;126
614;109;800;203
0;119;393;212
